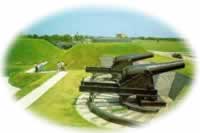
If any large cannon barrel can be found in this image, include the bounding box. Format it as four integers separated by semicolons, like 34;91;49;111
80;85;157;95
86;66;121;73
113;53;154;64
148;60;185;74
125;60;185;75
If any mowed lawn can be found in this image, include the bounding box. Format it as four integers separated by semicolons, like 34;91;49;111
28;40;194;128
6;37;66;99
131;39;194;77
6;37;66;76
9;72;55;99
146;54;194;78
29;70;96;128
132;39;191;52
63;42;146;69
6;38;194;128
27;57;194;128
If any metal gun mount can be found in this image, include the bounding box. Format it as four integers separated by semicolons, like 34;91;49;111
79;53;185;112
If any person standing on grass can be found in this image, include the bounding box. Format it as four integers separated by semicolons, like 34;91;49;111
57;62;61;72
57;61;65;71
35;64;39;72
60;61;65;71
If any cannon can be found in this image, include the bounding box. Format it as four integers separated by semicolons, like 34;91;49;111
87;53;153;72
80;53;185;112
111;53;154;70
87;53;154;81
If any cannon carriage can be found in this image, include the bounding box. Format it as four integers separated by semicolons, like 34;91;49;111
79;53;185;112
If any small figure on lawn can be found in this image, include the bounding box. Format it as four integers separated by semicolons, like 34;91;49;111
60;61;65;71
35;64;39;72
57;61;65;71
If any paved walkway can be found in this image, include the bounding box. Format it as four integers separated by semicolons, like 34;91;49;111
76;93;125;129
76;92;172;129
16;71;67;109
12;62;56;95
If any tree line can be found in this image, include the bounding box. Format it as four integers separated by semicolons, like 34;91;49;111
22;34;87;42
21;34;90;49
20;34;182;50
22;34;182;42
131;36;183;41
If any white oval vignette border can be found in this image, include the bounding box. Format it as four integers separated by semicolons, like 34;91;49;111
0;0;199;133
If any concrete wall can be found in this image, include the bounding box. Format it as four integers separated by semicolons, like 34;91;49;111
169;73;191;100
154;72;191;100
100;56;114;67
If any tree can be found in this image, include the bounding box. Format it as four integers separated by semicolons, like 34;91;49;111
63;34;72;42
74;32;85;42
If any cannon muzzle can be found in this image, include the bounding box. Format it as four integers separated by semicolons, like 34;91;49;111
113;53;154;65
86;67;121;73
126;60;185;75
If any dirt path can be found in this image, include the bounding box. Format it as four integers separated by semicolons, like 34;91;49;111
150;50;194;61
16;71;67;109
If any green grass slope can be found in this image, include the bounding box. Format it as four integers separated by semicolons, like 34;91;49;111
28;41;193;127
10;72;55;99
132;40;190;52
6;37;66;75
63;42;146;69
29;70;96;128
146;54;194;77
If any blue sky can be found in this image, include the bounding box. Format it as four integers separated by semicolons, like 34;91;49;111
25;8;178;37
